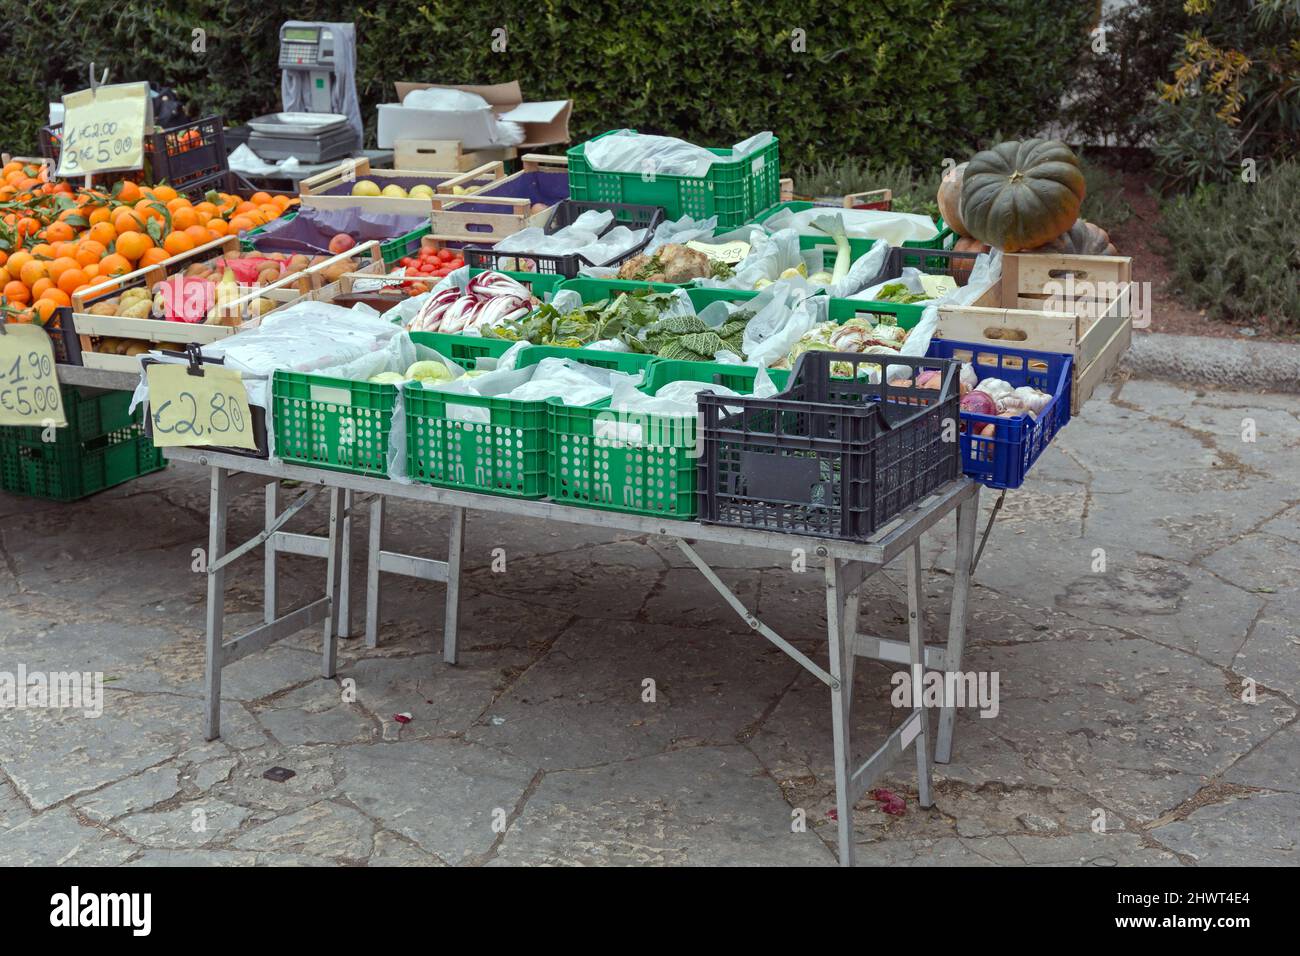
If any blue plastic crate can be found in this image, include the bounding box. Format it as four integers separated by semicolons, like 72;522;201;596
928;340;1072;490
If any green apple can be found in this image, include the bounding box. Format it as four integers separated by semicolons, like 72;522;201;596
351;179;381;197
381;184;408;198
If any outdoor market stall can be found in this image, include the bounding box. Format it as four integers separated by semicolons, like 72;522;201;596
3;113;1134;866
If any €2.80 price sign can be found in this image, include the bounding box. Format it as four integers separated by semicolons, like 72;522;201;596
146;363;257;450
0;325;66;428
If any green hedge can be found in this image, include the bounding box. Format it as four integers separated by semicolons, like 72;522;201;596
1;1;1090;170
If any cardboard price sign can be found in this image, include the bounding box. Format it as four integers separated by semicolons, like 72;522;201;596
686;239;751;265
57;81;150;177
0;324;67;427
146;363;257;450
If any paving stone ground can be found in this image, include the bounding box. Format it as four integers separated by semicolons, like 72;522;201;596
0;379;1296;866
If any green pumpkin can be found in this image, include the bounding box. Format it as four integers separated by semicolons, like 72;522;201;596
959;139;1085;252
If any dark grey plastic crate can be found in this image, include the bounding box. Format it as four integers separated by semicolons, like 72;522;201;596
697;352;961;541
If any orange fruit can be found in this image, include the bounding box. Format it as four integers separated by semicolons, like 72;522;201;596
51;241;77;259
115;231;153;262
234;201;258;216
165;196;191;213
46;256;80;284
162;231;195;255
193;201;218;222
98;253;133;277
112;209;145;234
6;250;33;276
29;243;54;259
88;206;112;226
138;248;169;268
3;280;31;304
227;215;255;234
250;191;272;205
87;221;116;246
19;259;48;287
75;240;107;266
30;278;53;299
258;203;280;220
272;194;292;210
170;206;198;230
151;185;178;203
44;221;74;243
134;199;167;225
82;262;101;278
39;288;71;306
183;225;211;245
206;219;229;237
32;298;59;323
116;181;142;203
56;269;88;296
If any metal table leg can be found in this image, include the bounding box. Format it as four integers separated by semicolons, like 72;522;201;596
443;507;465;664
905;541;934;808
338;489;354;638
365;495;384;649
203;467;230;741
936;485;980;764
263;481;279;624
825;558;857;867
322;487;345;679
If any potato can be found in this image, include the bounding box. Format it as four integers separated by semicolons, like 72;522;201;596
89;300;120;316
287;255;310;273
321;262;351;283
256;266;281;286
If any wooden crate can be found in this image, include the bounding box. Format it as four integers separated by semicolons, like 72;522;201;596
936;252;1134;412
217;257;391;324
393;139;517;172
298;157;495;216
428;154;566;244
69;241;385;372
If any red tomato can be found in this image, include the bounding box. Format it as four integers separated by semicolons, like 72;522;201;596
437;249;454;262
449;258;464;268
398;257;414;268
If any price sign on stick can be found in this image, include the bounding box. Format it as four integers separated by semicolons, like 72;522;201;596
57;81;150;177
0;324;67;428
147;363;257;450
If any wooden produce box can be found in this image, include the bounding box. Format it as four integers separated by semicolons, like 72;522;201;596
936;252;1134;412
69;240;385;372
297;157;495;216
428;154;567;244
394;139;518;172
218;257;391;324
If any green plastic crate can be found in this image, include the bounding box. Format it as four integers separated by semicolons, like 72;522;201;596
404;347;655;499
748;201;955;250
567;131;780;228
272;372;398;478
467;268;567;302
410;331;516;371
548;360;785;520
556;278;760;310
0;388;164;501
827;295;925;331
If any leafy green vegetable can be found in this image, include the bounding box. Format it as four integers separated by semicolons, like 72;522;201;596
709;259;736;280
640;311;753;362
874;282;931;304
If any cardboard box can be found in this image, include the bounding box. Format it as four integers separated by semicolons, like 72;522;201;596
377;81;571;151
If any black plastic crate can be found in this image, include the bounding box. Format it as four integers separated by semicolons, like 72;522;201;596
41;115;227;188
462;200;664;278
869;244;981;285
698;352;961;541
45;306;84;366
177;169;296;202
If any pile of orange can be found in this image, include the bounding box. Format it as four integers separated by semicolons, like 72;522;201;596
1;161;299;325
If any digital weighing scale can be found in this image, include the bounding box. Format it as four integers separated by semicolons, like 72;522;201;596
246;21;362;162
246;112;357;163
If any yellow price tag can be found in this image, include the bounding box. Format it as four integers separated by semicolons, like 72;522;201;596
686;239;751;265
57;82;150;177
0;324;67;427
146;363;257;450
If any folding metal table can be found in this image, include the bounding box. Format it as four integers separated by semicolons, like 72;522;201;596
167;447;980;867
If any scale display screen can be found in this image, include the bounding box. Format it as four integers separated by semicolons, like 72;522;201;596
283;27;319;42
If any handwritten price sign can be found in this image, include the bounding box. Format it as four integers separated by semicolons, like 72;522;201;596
0;325;66;427
57;82;149;177
146;363;257;450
